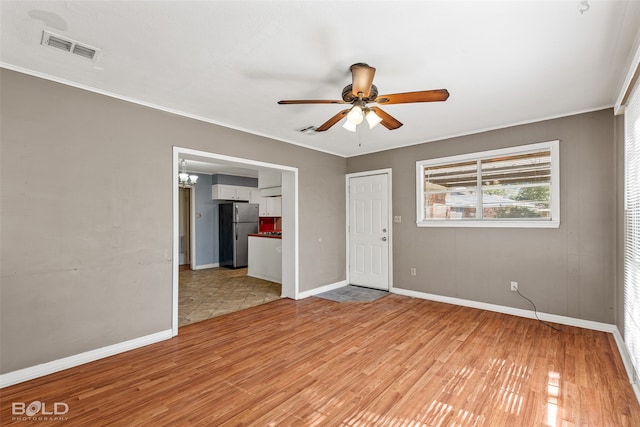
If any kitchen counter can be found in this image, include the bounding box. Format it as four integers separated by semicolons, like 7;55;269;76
247;235;282;283
248;233;282;239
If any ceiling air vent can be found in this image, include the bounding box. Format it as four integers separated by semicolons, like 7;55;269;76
72;44;97;60
41;30;100;61
45;34;72;52
298;126;317;135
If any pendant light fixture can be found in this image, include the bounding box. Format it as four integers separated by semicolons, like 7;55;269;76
178;159;199;187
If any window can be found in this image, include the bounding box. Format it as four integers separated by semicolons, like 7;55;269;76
624;79;640;383
416;141;560;228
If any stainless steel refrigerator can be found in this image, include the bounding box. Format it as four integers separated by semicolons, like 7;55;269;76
219;202;259;268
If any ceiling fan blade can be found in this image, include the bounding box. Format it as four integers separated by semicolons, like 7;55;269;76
369;107;403;130
278;99;346;105
316;109;350;132
350;63;376;98
376;89;450;105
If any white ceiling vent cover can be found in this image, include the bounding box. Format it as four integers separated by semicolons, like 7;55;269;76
41;30;100;61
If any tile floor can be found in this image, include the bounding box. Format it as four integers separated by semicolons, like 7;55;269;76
179;267;281;327
315;285;388;302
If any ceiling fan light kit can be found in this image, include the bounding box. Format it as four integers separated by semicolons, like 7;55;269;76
278;63;449;133
346;105;364;125
365;108;383;129
341;104;382;132
342;119;358;132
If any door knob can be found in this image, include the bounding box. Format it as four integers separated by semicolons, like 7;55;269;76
381;237;387;241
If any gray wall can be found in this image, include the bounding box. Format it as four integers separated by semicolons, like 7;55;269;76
0;69;347;373
348;110;617;324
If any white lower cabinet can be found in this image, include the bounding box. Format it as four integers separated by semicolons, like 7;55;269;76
247;236;282;284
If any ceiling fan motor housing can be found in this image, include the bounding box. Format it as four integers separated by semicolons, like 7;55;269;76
342;84;378;103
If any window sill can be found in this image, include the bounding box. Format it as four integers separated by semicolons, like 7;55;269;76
416;220;560;229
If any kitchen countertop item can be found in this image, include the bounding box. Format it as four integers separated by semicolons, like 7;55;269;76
249;232;282;239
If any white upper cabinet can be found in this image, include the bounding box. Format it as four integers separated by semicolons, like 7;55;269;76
250;189;262;204
212;184;252;201
258;170;282;196
258;196;282;217
258;170;282;189
235;187;252;201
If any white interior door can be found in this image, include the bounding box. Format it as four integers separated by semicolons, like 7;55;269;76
348;173;390;290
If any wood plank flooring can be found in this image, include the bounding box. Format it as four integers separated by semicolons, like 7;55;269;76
1;294;639;426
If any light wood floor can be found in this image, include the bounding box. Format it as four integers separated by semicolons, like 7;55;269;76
1;295;639;426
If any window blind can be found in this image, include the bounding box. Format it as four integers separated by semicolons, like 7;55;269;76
624;78;640;383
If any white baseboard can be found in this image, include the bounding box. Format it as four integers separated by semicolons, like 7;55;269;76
612;328;640;404
247;272;281;284
392;287;617;332
0;329;173;388
297;280;347;299
193;263;219;270
613;328;638;383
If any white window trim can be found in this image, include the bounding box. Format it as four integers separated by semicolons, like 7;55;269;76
416;140;560;228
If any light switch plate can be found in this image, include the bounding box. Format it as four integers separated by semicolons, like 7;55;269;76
394;216;401;223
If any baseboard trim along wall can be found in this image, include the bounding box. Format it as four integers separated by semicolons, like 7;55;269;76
613;328;640;404
297;280;347;299
0;329;173;388
301;282;611;331
193;263;219;270
393;287;617;332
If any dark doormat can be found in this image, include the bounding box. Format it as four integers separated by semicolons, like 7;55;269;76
315;285;388;303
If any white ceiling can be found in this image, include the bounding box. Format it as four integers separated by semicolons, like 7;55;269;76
2;1;640;158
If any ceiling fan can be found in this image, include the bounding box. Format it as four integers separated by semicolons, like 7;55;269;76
278;63;449;132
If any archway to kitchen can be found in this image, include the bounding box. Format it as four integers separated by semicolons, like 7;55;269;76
172;147;299;336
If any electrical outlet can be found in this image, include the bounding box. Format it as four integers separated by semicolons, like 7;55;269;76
510;281;518;292
410;267;417;276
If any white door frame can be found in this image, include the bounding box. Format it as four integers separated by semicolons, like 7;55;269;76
189;186;196;270
345;168;393;291
172;147;299;336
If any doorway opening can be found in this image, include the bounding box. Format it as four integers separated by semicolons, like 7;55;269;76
172;147;299;336
178;187;193;271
